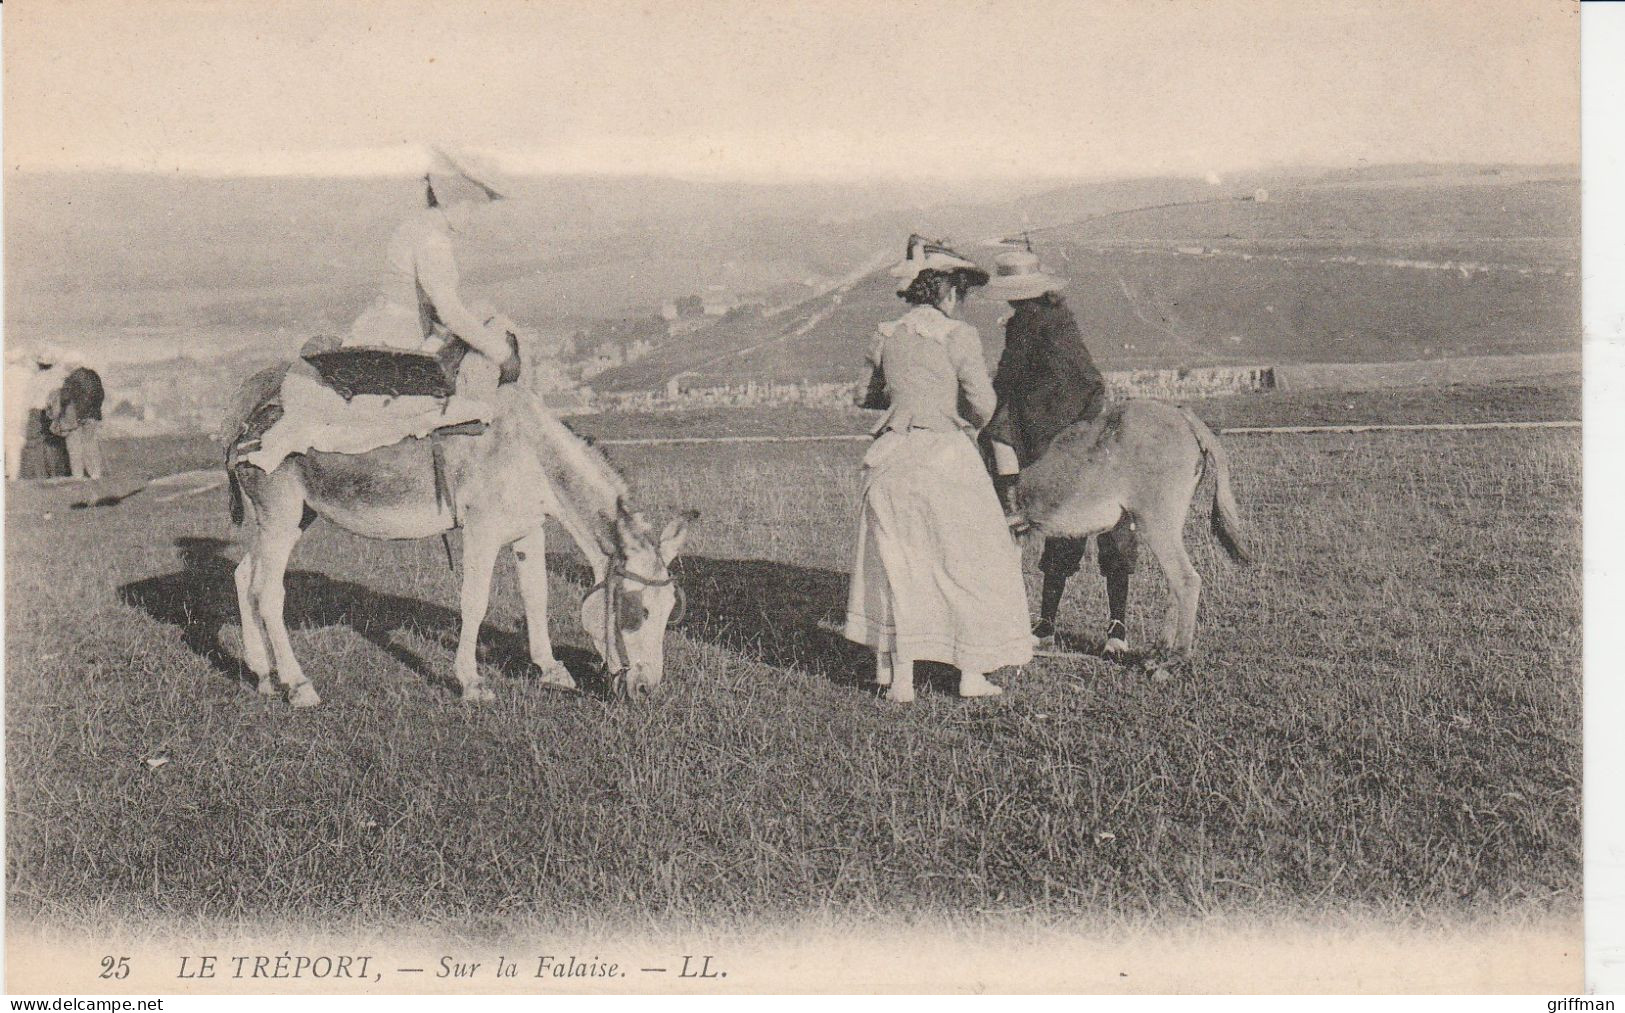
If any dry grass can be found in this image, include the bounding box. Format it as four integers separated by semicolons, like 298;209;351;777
4;386;1580;939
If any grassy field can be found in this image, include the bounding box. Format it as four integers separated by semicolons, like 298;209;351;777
3;381;1581;939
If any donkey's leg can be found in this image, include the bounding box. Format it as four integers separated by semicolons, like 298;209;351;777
251;510;320;708
875;650;892;686
885;651;915;703
453;526;503;703
233;548;275;695
512;529;576;690
1139;513;1201;661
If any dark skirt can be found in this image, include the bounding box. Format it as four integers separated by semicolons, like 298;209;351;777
19;409;71;479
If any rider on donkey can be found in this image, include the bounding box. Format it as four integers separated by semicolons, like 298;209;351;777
241;148;520;472
981;247;1139;652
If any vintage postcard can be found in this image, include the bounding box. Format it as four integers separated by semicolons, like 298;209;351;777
1;0;1598;996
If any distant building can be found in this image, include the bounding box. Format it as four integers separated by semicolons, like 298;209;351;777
702;293;742;316
666;317;711;338
665;371;701;399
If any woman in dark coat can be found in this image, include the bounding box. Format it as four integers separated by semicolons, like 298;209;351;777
56;365;106;479
981;249;1139;653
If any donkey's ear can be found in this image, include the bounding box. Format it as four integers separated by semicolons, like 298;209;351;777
659;509;700;560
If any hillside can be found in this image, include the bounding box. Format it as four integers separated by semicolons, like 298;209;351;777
4;163;1579;428
1;167;1314;369
2;171;1051;367
592;169;1578;391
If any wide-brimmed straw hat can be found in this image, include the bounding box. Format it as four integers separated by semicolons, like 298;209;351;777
889;234;989;291
981;250;1067;301
28;342;77;368
427;146;507;205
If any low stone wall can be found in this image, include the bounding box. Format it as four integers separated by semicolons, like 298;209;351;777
1272;352;1579;391
1105;365;1277;399
595;366;1282;413
597;380;867;413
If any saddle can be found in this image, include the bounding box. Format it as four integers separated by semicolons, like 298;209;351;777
229;332;523;519
297;330;521;402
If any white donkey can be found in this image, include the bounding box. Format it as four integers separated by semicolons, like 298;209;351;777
225;365;695;706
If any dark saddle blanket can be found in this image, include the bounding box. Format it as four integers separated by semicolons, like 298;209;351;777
300;342;459;401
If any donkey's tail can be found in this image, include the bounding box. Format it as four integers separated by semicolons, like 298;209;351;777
1177;405;1253;565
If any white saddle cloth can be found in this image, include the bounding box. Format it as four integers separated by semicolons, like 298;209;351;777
240;362;489;472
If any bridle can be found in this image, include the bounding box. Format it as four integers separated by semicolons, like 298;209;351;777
581;553;686;692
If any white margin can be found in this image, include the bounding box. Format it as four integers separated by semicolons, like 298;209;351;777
1582;0;1625;996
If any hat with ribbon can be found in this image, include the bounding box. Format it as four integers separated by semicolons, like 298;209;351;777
426;146;507;206
888;234;990;292
980;249;1068;301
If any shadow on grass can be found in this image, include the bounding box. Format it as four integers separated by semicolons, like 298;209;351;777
658;554;965;696
660;554;1146;687
119;537;609;698
121;536;961;700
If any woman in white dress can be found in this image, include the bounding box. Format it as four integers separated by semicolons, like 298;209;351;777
242;149;518;472
843;236;1033;702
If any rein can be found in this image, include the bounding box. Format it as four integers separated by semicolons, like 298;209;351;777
581;555;685;689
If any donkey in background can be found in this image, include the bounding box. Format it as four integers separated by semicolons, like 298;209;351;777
1010;399;1253;668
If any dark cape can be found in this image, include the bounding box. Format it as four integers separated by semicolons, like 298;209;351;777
983;293;1106;466
60;367;105;421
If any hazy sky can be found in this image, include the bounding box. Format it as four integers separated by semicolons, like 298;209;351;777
4;0;1579;180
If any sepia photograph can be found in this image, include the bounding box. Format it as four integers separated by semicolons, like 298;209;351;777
0;0;1600;996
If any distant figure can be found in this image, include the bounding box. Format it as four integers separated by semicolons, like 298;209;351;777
4;347;33;480
54;364;107;479
241;148;520;473
844;235;1032;702
980;249;1139;653
13;348;71;480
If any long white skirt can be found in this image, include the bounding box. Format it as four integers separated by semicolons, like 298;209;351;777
843;428;1033;673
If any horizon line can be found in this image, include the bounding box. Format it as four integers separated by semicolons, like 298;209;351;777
4;158;1581;185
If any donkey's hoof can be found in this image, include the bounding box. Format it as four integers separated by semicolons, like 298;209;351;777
462;683;497;704
288;683;322;708
1144;655;1191;683
885;685;915;704
958;676;1004;699
256;675;279;697
536;664;577;692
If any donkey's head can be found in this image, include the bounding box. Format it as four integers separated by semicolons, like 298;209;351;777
581;499;697;699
